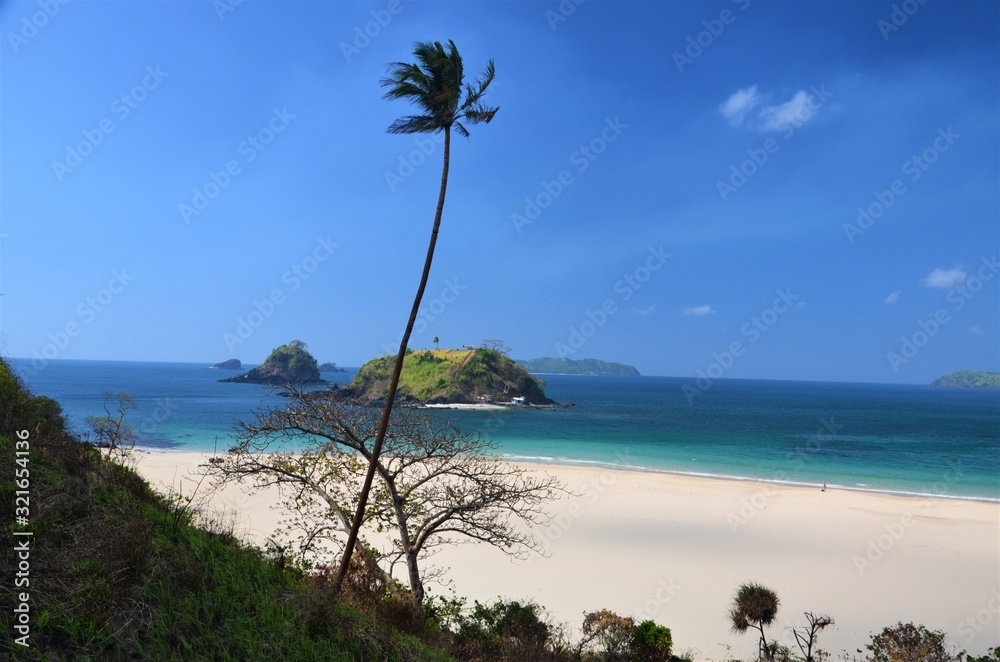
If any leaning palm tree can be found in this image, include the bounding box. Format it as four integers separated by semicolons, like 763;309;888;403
331;40;498;597
730;582;781;662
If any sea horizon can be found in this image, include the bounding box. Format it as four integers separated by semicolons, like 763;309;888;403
11;357;1000;503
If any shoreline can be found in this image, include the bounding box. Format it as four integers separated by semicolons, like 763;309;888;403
133;449;1000;657
502;454;1000;504
134;443;1000;504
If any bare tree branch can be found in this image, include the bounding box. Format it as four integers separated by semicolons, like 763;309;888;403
204;388;565;605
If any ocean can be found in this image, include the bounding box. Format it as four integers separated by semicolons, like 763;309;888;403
11;359;999;501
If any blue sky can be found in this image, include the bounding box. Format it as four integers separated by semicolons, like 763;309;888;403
1;0;997;384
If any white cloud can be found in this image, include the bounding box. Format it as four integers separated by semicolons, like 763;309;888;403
718;85;761;127
681;305;716;316
632;304;657;316
883;291;901;305
970;325;984;335
921;266;966;289
758;90;818;132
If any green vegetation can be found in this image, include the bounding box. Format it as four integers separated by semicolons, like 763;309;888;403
347;348;554;404
516;357;640;377
220;340;323;385
729;582;781;661
4;360;999;660
0;357;452;660
931;371;1000;389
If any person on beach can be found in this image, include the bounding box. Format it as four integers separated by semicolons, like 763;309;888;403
822;481;827;492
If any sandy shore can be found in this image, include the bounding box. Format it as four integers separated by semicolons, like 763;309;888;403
134;451;1000;659
421;403;508;410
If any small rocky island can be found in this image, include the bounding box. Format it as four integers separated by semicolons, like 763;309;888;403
209;359;242;370
516;357;640;376
220;341;326;386
318;362;346;372
335;348;567;407
931;371;1000;389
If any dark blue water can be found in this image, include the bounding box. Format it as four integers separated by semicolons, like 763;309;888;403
11;359;999;501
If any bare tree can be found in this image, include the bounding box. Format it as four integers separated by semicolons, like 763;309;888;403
208;391;562;605
85;390;137;460
481;339;511;354
792;612;834;662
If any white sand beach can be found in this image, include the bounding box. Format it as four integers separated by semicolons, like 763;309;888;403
421;403;509;410
135;451;1000;659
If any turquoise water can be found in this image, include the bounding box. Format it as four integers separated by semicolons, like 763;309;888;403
12;359;999;501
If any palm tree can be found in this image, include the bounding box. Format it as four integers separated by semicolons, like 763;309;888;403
433;336;440;350
332;40;498;597
730;582;780;662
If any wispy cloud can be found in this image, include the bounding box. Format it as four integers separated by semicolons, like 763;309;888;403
970;325;984;335
921;266;966;289
720;86;821;132
718;85;761;127
758;90;819;132
681;305;716;316
883;291;901;305
633;304;657;316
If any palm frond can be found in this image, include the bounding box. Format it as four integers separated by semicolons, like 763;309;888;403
383;40;498;136
387;115;442;135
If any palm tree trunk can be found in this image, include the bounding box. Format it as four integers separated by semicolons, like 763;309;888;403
332;126;451;596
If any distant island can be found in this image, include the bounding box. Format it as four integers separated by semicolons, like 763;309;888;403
516;357;640;377
318;362;346;372
931;371;1000;389
339;348;563;406
220;341;325;386
209;359;242;370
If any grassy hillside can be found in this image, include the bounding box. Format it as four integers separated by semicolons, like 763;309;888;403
347;348;555;404
931;371;1000;389
0;358;453;661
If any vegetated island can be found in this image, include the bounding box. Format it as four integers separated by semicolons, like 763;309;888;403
220;341;326;385
516;357;640;377
318;362;346;372
209;359;242;370
334;348;568;407
931;371;1000;389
